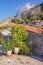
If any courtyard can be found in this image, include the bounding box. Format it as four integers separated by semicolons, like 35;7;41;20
0;54;43;65
0;45;43;65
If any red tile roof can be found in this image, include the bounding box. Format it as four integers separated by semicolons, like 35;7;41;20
0;22;43;34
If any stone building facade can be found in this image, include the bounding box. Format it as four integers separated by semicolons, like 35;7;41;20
0;22;43;56
28;31;43;56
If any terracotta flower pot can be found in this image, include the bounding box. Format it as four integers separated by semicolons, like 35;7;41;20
7;50;12;56
14;47;19;54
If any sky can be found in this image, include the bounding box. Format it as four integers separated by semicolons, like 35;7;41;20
0;0;43;21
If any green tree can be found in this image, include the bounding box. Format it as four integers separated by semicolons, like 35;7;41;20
38;12;43;20
12;26;28;43
12;18;21;24
24;18;31;24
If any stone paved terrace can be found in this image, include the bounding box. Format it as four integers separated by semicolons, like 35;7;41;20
0;54;43;65
0;43;43;65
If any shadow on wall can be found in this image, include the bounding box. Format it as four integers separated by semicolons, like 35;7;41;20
0;45;5;56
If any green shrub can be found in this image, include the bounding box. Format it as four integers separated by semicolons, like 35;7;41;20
29;41;33;47
12;26;28;42
28;41;33;52
30;12;43;21
19;43;30;55
38;12;43;20
12;26;30;55
24;18;31;24
14;41;22;47
12;18;21;24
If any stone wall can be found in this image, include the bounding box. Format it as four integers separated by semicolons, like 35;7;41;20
28;31;43;56
0;31;43;56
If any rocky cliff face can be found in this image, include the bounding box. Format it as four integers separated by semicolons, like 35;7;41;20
16;3;43;20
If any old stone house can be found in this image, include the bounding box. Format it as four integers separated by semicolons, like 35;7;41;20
0;22;43;56
25;25;43;56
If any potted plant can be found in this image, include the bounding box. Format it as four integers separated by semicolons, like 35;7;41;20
13;41;21;54
2;36;14;56
14;46;19;54
13;41;31;55
12;26;28;54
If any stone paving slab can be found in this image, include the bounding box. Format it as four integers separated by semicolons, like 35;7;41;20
0;55;43;65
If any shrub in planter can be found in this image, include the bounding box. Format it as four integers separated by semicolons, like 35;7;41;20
12;26;28;54
2;36;14;56
13;42;20;54
13;41;23;54
13;41;30;55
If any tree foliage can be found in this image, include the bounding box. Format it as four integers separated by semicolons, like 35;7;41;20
12;26;28;43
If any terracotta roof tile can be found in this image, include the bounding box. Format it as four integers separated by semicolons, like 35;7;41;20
0;22;43;34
